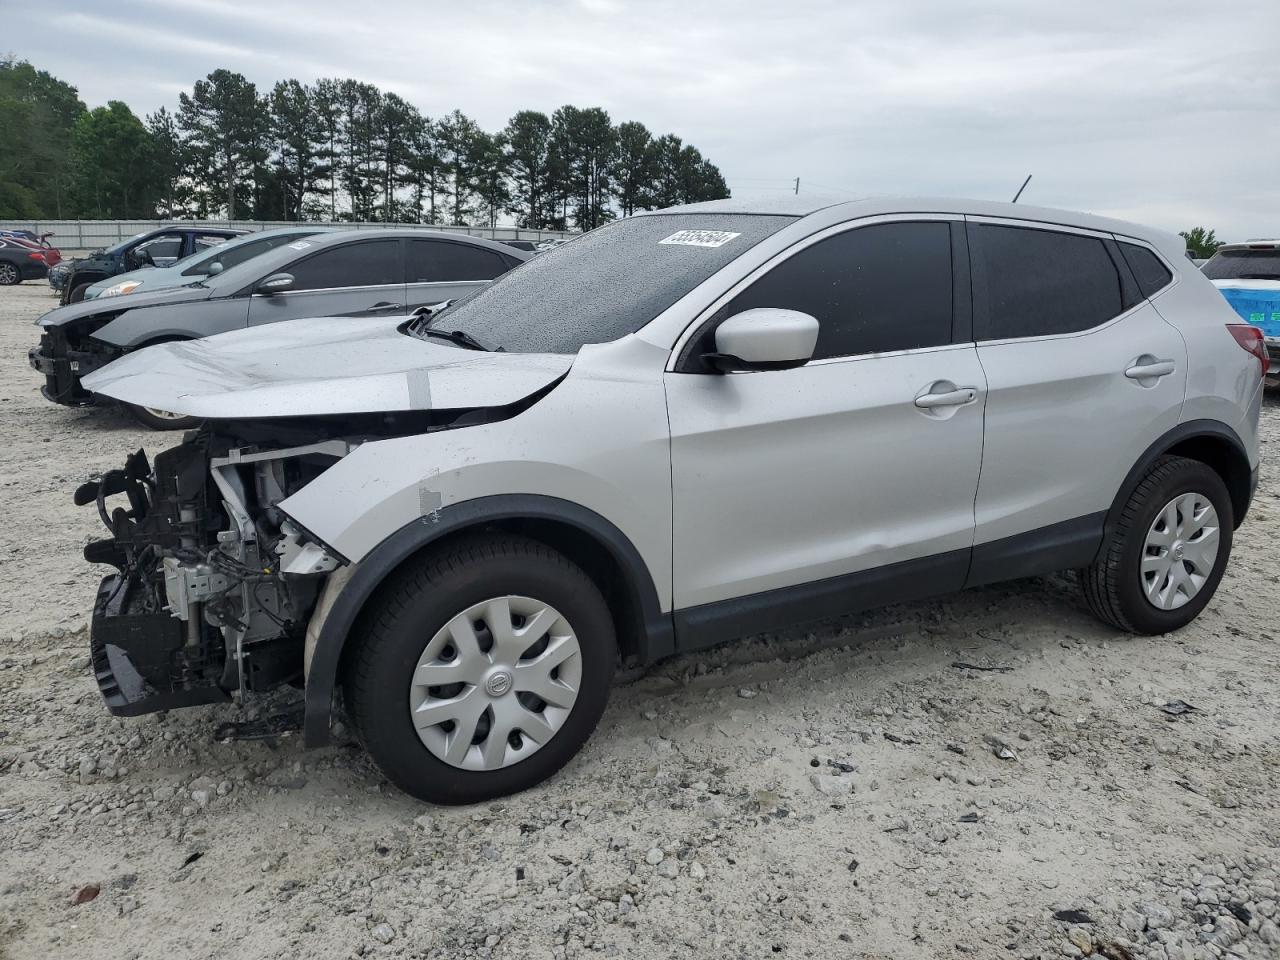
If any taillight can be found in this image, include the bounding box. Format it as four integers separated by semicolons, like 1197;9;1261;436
1227;323;1269;375
28;252;45;262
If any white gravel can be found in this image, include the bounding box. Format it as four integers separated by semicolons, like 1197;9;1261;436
1;281;1278;960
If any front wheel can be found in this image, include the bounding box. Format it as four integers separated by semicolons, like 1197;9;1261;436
124;402;203;431
344;535;616;804
1081;456;1233;634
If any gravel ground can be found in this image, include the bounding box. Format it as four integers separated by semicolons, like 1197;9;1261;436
1;280;1278;960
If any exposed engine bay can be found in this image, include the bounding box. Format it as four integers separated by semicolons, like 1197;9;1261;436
81;424;352;716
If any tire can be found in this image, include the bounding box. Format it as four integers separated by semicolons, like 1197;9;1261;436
124;402;203;431
67;281;93;304
1081;455;1233;634
0;262;19;285
345;534;616;804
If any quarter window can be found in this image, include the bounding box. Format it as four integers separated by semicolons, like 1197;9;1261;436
406;239;509;283
713;221;954;362
1119;242;1173;298
286;240;400;291
973;224;1125;339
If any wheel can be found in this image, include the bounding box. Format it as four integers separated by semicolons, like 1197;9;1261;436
1081;455;1232;634
67;281;92;304
0;262;19;285
124;403;203;431
345;534;616;804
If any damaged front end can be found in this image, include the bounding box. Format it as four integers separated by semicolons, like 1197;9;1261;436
81;428;349;717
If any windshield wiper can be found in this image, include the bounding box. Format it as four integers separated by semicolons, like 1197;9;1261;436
417;326;495;352
407;302;498;351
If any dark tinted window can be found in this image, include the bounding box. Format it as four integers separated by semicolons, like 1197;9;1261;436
1119;242;1173;297
426;214;794;354
406;240;509;282
975;224;1124;339
287;240;400;291
1202;249;1280;281
718;221;953;360
183;233;313;276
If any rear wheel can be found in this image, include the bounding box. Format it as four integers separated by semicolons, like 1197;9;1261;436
0;262;19;285
1081;456;1232;634
68;281;92;304
124;403;203;431
345;534;616;804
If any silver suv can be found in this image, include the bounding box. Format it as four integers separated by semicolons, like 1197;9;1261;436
77;196;1264;804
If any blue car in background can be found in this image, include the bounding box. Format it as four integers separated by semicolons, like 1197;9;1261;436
83;226;332;300
1204;240;1280;385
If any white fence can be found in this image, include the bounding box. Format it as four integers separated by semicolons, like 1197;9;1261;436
0;219;576;254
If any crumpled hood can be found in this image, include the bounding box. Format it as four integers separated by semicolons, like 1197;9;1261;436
81;314;575;419
37;283;213;327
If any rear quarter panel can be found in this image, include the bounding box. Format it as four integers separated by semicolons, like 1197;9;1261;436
1148;268;1262;468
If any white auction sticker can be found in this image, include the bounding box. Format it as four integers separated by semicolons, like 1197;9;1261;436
659;230;741;248
287;240;312;250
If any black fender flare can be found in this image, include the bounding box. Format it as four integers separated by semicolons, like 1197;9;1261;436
1105;418;1255;540
301;494;673;746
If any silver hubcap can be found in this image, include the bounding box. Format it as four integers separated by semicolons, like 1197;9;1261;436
408;596;582;771
1141;493;1220;610
0;264;16;283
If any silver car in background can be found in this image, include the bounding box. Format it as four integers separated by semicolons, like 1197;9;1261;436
76;196;1263;803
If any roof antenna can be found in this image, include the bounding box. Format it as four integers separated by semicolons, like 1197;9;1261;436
1011;174;1032;204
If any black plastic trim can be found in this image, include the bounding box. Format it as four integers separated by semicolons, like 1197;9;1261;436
965;513;1106;588
1109;419;1254;530
672;548;971;654
302;494;672;746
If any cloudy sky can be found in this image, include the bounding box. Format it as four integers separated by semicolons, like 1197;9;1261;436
8;0;1279;238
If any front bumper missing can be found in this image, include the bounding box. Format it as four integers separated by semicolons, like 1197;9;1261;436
90;575;230;716
30;332;106;406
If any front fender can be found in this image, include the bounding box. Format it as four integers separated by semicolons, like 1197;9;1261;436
298;495;672;746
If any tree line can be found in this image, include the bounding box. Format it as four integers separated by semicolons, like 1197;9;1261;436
0;57;730;229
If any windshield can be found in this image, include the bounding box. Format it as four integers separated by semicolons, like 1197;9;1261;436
180;231;317;277
1203;249;1280;281
101;232;149;256
421;213;796;353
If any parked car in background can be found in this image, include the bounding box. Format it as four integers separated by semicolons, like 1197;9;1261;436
83;226;333;300
72;196;1262;803
0;236;50;285
499;239;540;252
31;229;528;428
52;225;246;305
0;229;60;266
1203;240;1280;384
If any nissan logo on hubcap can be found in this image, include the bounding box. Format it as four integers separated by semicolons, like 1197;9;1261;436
485;671;513;696
1173;543;1185;560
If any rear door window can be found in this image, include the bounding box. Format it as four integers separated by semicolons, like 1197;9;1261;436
286;240;401;291
972;224;1125;339
710;220;954;361
1118;242;1174;298
406;239;510;282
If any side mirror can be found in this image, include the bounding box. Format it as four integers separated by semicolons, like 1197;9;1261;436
702;308;819;373
257;272;295;294
207;261;224;276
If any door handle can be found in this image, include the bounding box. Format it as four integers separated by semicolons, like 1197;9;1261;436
367;301;402;313
914;387;978;409
1125;358;1175;380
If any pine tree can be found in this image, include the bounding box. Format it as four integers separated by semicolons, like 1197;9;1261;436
436;109;482;224
146;107;182;217
503;110;552;229
177;69;264;219
611;120;655;217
